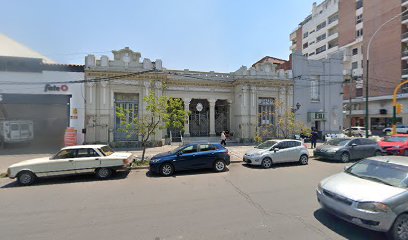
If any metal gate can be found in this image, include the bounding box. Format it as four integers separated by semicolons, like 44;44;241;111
114;100;139;141
215;103;229;135
189;111;209;137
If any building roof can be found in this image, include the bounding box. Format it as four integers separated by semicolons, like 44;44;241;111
0;34;54;63
252;56;288;68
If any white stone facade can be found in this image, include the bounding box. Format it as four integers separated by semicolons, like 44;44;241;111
84;48;293;144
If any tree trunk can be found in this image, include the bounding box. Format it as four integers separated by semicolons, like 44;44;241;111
141;141;146;162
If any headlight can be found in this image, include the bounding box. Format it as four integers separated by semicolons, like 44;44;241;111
326;148;338;153
357;202;390;213
150;159;161;163
250;152;261;157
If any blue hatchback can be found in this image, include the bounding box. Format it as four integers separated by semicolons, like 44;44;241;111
149;143;230;176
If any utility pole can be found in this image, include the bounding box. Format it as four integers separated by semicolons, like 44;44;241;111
348;78;353;137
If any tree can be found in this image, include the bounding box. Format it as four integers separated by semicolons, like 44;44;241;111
116;82;189;162
256;99;311;141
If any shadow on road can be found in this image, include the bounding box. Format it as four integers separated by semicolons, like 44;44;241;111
1;171;130;188
241;162;305;169
313;209;386;240
146;168;230;178
0;143;59;156
312;158;357;164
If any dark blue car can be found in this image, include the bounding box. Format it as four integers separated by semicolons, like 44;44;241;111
149;143;230;176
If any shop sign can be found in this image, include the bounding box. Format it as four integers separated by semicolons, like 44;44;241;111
308;112;326;122
44;84;69;92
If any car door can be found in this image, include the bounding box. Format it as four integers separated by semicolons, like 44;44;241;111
47;149;77;176
348;139;365;159
286;141;302;162
360;139;380;158
73;148;101;174
196;144;216;168
271;141;291;163
174;144;198;170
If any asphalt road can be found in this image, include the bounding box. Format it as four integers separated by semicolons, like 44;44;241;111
0;153;387;240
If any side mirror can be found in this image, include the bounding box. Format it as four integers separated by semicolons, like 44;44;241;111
177;152;182;156
272;147;279;152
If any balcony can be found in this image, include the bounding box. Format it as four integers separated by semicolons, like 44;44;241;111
403;0;408;7
402;68;408;78
290;31;297;41
290;44;297;51
402;50;408;60
403;32;408;42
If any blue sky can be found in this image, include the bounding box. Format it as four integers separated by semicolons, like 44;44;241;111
1;0;316;72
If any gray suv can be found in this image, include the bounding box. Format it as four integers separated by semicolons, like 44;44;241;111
314;138;383;163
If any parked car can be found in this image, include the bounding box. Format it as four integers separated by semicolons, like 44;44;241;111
343;127;372;137
317;156;408;240
378;134;408;156
383;125;408;134
149;143;230;176
314;138;383;163
324;133;346;142
0;120;34;148
7;145;134;185
243;139;309;168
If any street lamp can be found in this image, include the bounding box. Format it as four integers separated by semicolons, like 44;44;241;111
291;102;301;113
365;8;408;138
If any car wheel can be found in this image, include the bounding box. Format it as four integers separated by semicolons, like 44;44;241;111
213;159;226;172
160;163;174;177
299;155;308;165
340;152;350;163
391;213;408;240
17;171;36;186
95;168;113;179
261;157;273;169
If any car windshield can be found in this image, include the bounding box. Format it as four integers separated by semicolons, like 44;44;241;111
346;159;408;188
170;145;189;154
99;146;114;156
325;139;350;146
255;140;278;149
383;137;408;143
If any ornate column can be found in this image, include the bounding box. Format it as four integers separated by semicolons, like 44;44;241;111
209;99;216;136
227;99;233;135
183;98;191;137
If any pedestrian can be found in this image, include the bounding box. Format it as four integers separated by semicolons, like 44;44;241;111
311;129;318;149
220;131;227;146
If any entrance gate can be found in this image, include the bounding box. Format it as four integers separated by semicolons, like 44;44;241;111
189;99;209;137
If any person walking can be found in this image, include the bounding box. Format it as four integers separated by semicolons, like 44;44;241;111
220;131;227;146
311;129;318;149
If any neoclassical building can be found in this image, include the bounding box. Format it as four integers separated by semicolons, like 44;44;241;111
84;47;293;144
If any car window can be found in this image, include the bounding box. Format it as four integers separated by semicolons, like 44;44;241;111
360;139;376;145
181;145;197;154
53;149;76;159
290;141;301;147
276;142;289;149
350;139;362;145
77;148;100;158
199;144;216;152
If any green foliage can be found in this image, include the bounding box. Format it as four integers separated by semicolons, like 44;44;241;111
116;81;189;161
254;135;263;143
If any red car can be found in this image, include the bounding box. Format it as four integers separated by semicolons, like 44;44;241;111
378;134;408;156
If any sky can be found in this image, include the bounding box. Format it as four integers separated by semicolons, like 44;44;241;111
1;0;317;72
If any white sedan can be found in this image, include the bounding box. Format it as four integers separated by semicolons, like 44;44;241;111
7;145;135;185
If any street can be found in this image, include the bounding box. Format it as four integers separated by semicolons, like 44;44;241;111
0;151;386;240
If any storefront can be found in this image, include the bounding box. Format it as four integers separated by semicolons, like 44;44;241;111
0;56;85;147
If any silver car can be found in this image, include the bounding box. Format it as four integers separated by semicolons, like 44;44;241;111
317;156;408;240
243;139;309;168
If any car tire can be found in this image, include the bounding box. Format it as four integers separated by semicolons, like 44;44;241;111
390;213;408;240
299;155;308;165
213;159;226;172
17;171;36;186
160;163;174;177
340;152;350;163
95;168;113;179
261;157;273;169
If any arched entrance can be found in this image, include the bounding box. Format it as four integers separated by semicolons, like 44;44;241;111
189;99;209;137
215;100;230;135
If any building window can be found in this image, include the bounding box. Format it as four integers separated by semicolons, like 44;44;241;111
352;48;358;55
310;76;320;101
258;98;275;127
328;13;339;24
356;88;363;97
356;14;363;24
356;29;363;38
304;53;309;57
316;45;326;54
303;32;309;39
352;61;358;69
316;21;327;31
316;33;326;43
309;52;315;56
356;0;363;10
303;42;309;49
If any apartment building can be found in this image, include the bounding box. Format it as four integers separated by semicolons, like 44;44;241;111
290;0;404;133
